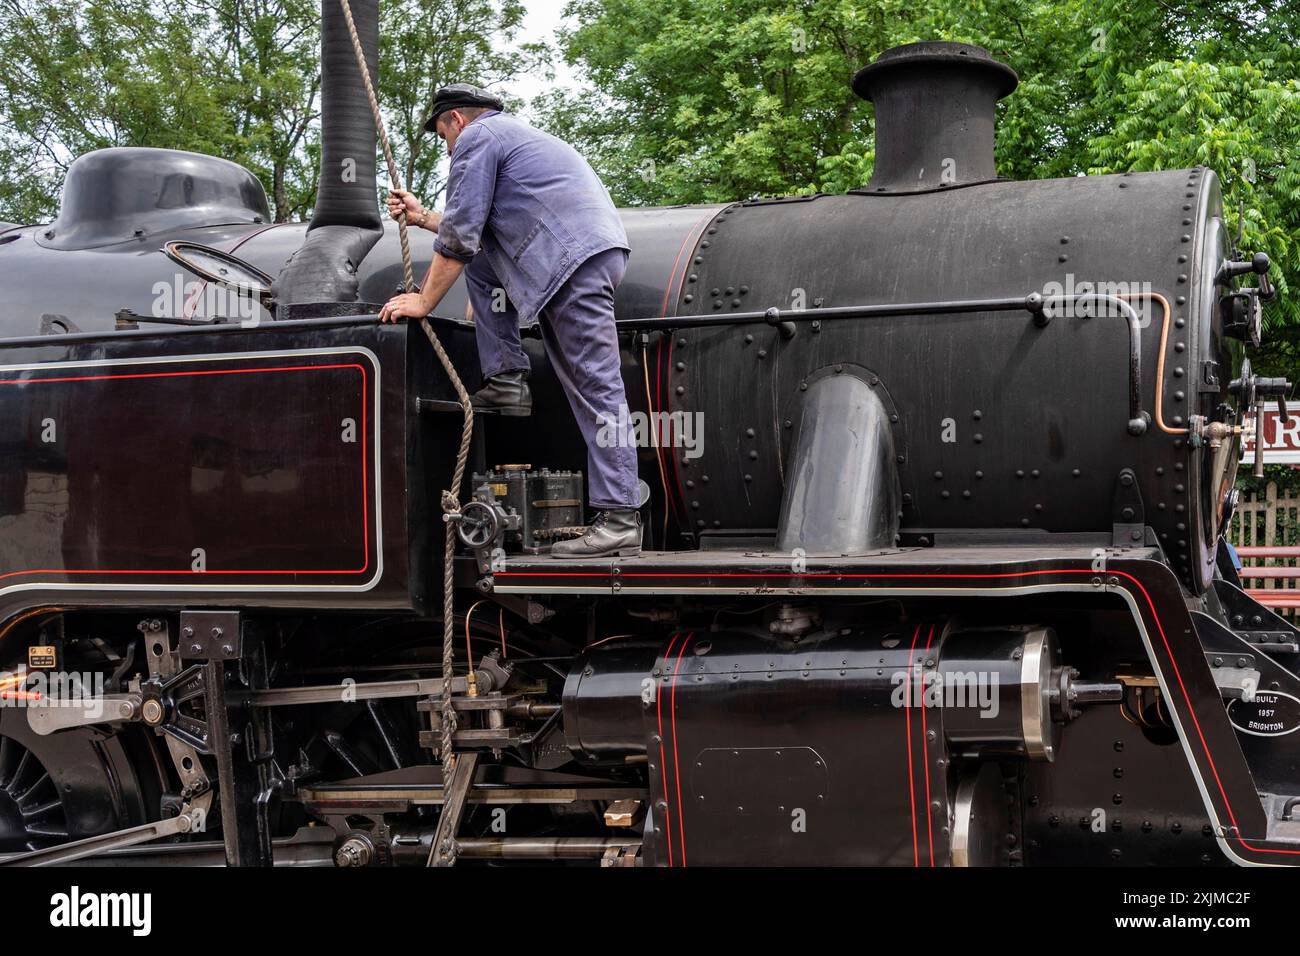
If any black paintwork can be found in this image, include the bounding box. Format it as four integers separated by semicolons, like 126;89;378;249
0;36;1295;867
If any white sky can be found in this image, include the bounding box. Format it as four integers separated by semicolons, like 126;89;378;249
499;1;587;111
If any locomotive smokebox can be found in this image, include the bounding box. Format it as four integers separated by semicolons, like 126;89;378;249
853;41;1018;193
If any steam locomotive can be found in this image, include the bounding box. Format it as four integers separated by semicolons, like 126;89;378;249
1;3;1298;867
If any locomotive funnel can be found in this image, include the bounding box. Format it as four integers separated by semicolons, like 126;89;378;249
852;41;1017;193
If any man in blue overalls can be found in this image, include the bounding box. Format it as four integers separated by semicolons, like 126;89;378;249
379;84;641;558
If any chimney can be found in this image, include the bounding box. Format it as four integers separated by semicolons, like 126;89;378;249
852;41;1018;193
273;0;384;311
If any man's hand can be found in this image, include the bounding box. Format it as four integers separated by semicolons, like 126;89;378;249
379;292;434;324
387;189;440;231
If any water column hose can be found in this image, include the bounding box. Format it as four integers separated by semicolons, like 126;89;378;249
336;0;476;856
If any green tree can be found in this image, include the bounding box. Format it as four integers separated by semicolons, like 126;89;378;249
378;0;542;203
0;0;238;222
0;0;537;224
539;0;1300;370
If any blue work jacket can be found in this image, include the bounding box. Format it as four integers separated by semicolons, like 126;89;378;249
434;111;629;323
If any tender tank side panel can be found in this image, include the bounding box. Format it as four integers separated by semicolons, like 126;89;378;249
0;321;416;622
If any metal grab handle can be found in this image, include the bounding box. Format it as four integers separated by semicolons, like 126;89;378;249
1038;293;1147;436
618;290;1148;435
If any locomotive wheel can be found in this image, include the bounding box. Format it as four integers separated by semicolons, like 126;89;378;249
0;707;167;855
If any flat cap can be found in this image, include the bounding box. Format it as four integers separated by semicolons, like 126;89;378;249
424;83;505;131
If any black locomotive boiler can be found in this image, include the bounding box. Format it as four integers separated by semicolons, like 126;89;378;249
0;6;1297;867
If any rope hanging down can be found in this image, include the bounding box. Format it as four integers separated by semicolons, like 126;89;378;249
337;0;476;841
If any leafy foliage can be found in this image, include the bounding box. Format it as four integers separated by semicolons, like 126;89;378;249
538;0;1300;359
0;0;532;223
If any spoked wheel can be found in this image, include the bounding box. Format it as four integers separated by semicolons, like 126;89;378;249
0;735;68;851
0;709;168;856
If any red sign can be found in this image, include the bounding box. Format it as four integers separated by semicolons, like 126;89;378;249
1243;402;1300;464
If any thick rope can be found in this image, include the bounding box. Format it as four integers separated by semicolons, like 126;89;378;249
337;0;475;840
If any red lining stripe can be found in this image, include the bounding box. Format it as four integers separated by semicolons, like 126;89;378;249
655;633;680;866
669;631;693;866
499;564;1299;860
0;361;373;579
905;623;920;867
651;209;721;532
920;622;936;867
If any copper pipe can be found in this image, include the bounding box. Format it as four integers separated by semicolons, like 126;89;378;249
0;606;63;664
1121;291;1187;436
